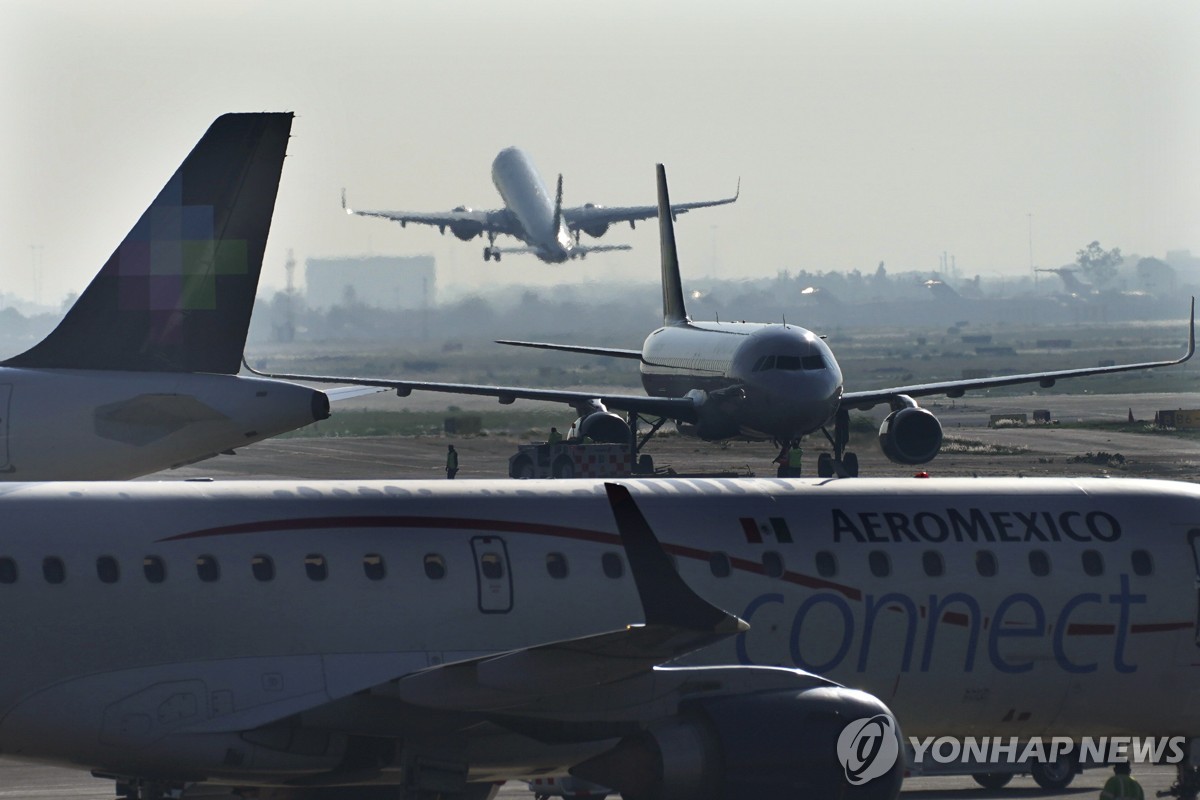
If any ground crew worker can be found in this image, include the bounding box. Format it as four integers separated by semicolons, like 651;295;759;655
445;444;459;479
1100;762;1143;800
548;427;563;445
786;440;803;476
773;443;791;477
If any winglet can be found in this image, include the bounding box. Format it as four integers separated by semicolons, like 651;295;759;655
4;113;293;375
656;164;690;326
1186;297;1195;363
341;188;352;214
605;483;745;633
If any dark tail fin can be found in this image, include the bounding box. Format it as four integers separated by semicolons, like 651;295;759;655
4;112;293;374
656;164;689;325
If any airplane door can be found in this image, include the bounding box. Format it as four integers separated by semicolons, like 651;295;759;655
470;536;513;614
1190;530;1200;646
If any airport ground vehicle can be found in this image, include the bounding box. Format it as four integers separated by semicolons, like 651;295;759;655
507;442;635;479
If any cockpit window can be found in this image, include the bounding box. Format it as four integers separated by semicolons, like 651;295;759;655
753;354;826;372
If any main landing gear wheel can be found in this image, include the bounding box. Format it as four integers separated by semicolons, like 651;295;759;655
817;452;834;478
1030;758;1075;791
843;451;859;477
971;773;1013;790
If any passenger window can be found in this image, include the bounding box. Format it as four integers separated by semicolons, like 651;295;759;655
602;552;624;579
1082;549;1104;577
96;556;120;584
975;550;997;577
762;551;784;578
480;552;505;580
1028;550;1051;577
546;552;569;579
709;551;732;578
251;555;275;582
305;554;328;582
1130;549;1153;577
921;550;943;577
43;556;66;584
424;553;447;580
143;556;166;584
869;551;890;578
195;555;219;583
815;550;837;577
363;553;386;581
0;557;16;584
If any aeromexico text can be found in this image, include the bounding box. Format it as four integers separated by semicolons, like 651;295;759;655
832;508;1121;544
908;736;1186;765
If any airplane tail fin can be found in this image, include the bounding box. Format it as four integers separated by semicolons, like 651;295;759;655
4;112;293;374
656;164;689;325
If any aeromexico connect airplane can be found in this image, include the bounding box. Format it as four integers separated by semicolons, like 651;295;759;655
341;147;738;263
0;113;367;480
3;476;1200;800
261;165;1194;478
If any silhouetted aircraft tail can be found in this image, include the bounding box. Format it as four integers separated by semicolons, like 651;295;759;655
4;112;293;374
656;164;689;325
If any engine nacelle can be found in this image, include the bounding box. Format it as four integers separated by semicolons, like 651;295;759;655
878;406;942;465
449;219;484;241
568;411;630;444
574;686;903;800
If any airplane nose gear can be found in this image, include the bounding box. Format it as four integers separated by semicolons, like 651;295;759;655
1161;765;1200;800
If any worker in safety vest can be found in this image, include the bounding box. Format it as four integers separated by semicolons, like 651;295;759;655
548;427;563;445
786;440;803;476
445;445;459;479
1100;762;1144;800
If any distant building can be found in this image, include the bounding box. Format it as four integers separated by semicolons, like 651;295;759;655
305;255;435;310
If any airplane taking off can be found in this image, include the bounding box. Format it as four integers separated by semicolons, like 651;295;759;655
259;164;1194;477
1;475;1199;800
0;113;365;480
342;146;739;263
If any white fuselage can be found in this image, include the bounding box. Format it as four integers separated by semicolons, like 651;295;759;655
639;321;844;440
0;477;1194;783
0;370;326;479
491;147;575;263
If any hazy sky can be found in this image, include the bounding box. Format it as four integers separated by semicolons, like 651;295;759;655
3;1;1198;305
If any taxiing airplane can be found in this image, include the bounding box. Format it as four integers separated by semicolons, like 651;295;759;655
2;475;1197;800
258;164;1194;477
0;113;362;480
342;147;738;263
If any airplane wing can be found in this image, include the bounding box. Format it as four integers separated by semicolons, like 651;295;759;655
562;179;739;230
495;339;644;359
341;190;514;236
242;359;701;421
842;298;1195;410
179;483;747;732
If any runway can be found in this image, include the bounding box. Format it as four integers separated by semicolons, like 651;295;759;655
0;759;1180;799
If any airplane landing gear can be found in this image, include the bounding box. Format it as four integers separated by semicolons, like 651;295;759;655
1162;765;1200;800
819;408;859;477
482;246;502;262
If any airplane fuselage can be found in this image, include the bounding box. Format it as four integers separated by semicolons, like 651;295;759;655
0;370;327;479
639;321;843;441
0;477;1193;786
491;147;575;263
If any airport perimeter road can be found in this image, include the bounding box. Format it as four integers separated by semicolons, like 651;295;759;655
0;761;1181;800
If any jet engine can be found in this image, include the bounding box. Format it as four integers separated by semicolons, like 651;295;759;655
449;208;483;241
579;206;609;239
572;686;903;800
878;406;942;465
568;411;630;444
